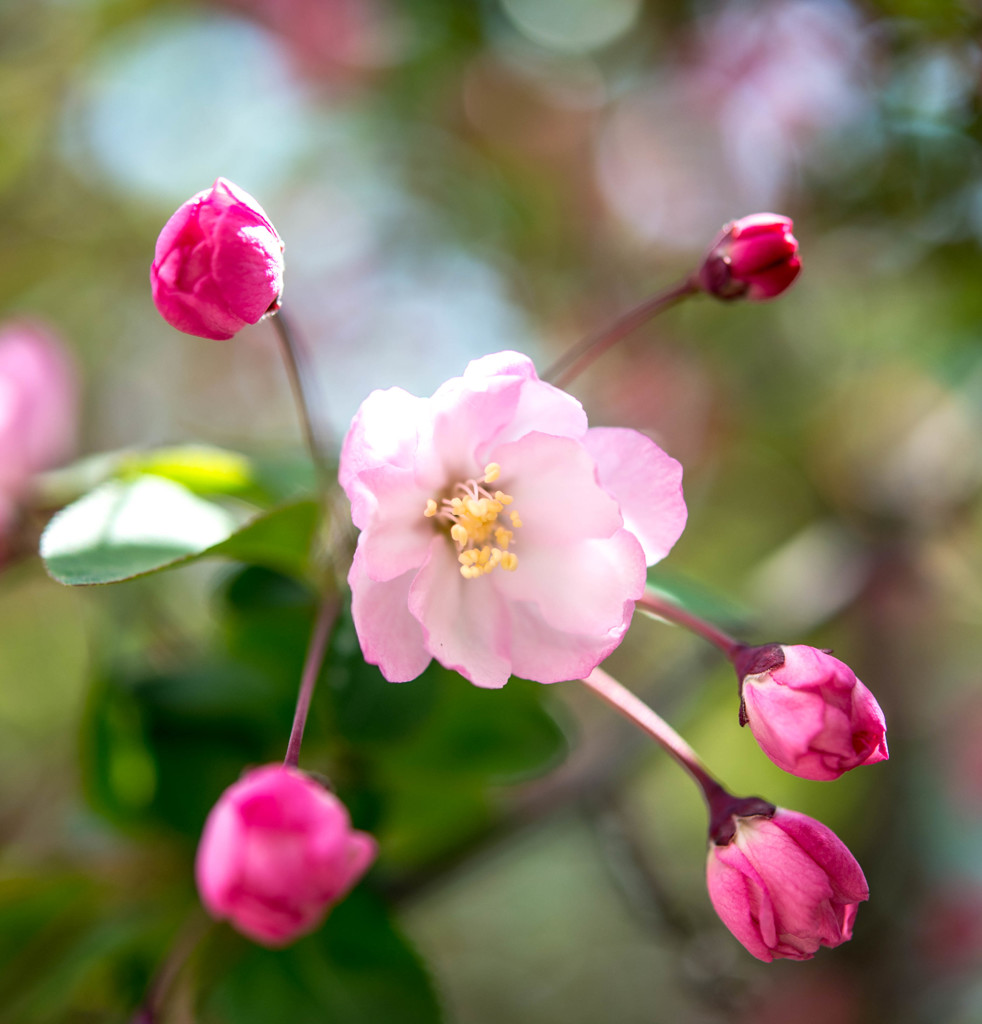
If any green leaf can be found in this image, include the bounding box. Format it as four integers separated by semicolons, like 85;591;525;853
41;476;320;585
325;606;440;744
207;499;320;579
41;477;240;584
37;443;319;509
201;888;443;1024
370;669;569;868
118;444;255;494
82;661;294;836
0;874;180;1023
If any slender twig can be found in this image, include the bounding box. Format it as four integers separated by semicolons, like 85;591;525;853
131;912;210;1023
543;277;699;389
638;588;743;659
579;667;773;844
284;592;340;768
270;308;334;493
580;667;724;804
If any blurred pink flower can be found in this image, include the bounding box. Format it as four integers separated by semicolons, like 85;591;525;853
196;765;376;947
339;351;687;688
737;644;888;780
595;0;871;246
707;808;869;961
150;178;284;341
698;213;801;301
0;321;77;538
221;0;402;85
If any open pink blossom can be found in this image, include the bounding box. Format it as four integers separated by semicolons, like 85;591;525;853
0;321;77;541
339;351;687;688
707;808;869;962
736;643;888;780
196;765;376;947
150;178;284;340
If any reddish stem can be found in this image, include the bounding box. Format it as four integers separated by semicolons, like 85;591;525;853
579;668;774;844
544;277;700;389
284;594;339;768
580;667;726;808
638;588;744;659
271;308;334;493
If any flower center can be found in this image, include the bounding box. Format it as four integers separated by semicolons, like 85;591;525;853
424;462;522;579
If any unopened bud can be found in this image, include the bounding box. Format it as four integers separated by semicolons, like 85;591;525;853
734;643;888;781
150;178;285;340
707;808;869;961
698;213;801;301
195;765;376;947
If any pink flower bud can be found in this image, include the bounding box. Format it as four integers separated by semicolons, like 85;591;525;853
195;765;376;947
0;320;77;501
736;644;888;781
707;808;869;962
150;178;285;340
698;213;801;301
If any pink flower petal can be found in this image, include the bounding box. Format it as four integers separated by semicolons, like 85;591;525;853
491;432;624;546
340;386;436;493
582;427;686;564
707;843;775;962
505;599;630;684
349;546;432;682
408;538;513;688
466;351;588;452
773;810;869;904
349;465;435;581
150;178;284;341
494;530;644;636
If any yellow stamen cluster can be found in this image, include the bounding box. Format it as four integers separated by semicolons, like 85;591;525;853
423;463;521;579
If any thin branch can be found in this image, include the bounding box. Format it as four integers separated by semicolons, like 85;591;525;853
543;277;699;389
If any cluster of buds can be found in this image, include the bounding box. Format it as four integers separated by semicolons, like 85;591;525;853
144;181;883;972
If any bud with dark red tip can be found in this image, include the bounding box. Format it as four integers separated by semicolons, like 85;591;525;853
734;643;888;781
707;807;869;962
698;213;801;301
150;178;285;340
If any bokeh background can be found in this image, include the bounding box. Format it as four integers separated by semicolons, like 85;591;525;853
2;0;982;1021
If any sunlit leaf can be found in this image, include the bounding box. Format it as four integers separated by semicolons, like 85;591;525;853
41;476;320;585
118;444;254;494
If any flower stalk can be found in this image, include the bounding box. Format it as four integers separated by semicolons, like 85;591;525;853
271;308;335;494
637;587;744;659
578;667;768;839
543;277;699;389
284;592;339;768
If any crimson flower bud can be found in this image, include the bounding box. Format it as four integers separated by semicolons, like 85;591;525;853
735;644;888;781
195;765;376;947
150;178;285;340
698;213;801;301
707;808;869;962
